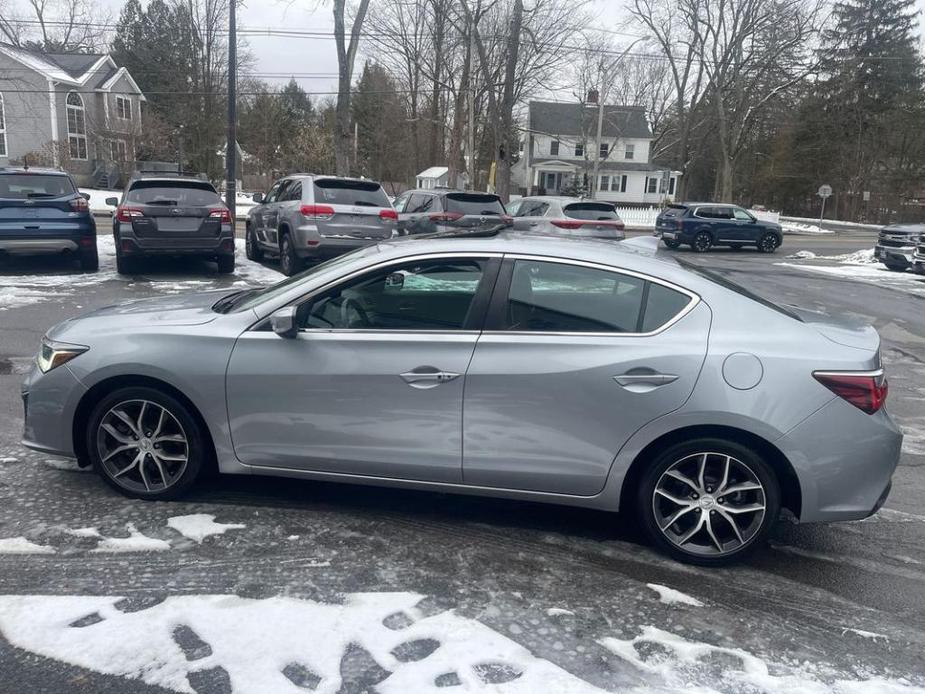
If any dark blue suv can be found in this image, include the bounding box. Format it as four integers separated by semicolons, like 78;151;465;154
655;203;783;253
0;167;97;271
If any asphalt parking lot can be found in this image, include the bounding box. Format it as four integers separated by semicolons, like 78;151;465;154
0;226;923;693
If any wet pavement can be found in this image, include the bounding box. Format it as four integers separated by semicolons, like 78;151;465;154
0;231;923;693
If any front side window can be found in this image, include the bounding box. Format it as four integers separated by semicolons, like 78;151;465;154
0;93;6;157
282;181;302;202
500;260;693;334
66;92;87;160
392;192;410;213
733;207;754;221
116;96;132;120
264;180;284;204
625;143;635;160
407;193;435;214
297;258;486;331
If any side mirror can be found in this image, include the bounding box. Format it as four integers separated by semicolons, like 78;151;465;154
81;192;91;201
105;197;118;206
252;192;265;203
270;306;298;338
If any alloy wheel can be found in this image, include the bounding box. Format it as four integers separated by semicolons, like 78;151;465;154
95;399;189;494
652;452;766;557
759;234;778;253
693;232;712;252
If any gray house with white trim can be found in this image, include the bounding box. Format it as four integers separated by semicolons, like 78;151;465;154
0;43;145;186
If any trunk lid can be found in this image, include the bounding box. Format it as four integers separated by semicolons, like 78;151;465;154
786;305;881;351
313;178;394;240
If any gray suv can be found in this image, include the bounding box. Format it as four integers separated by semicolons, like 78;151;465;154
246;175;396;275
508;196;625;240
392;189;511;236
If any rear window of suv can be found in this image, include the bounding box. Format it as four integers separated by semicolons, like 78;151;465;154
444;193;505;215
564;202;619;220
313;179;390;207
126;180;221;206
0;174;76;199
660;205;686;218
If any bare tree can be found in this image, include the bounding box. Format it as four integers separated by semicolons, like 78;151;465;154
0;0;110;51
333;0;372;175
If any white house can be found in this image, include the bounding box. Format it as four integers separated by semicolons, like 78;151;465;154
513;100;680;205
416;166;450;189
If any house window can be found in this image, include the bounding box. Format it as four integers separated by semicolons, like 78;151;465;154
625;143;635;160
599;142;609;159
0;93;6;158
668;177;676;196
614;174;628;193
599;175;610;192
110;139;127;162
646;177;658;194
66;92;87;160
659;176;668;194
550;139;559;156
116;96;132;120
575;142;584;157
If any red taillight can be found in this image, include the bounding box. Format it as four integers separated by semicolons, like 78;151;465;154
379;209;398;223
550;219;585;229
813;371;888;414
70;196;89;213
209;207;233;224
551;219;624;230
300;204;335;220
78;236;94;246
116;206;144;223
429;212;464;223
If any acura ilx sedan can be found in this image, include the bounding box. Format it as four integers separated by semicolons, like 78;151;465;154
21;233;901;565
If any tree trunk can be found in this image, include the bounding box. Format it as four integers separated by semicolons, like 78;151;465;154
720;155;734;201
332;0;371;177
495;0;523;202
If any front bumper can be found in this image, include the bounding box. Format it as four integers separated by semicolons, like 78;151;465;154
21;361;87;458
777;397;902;522
874;243;915;267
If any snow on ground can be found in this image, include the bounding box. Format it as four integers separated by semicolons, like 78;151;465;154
645;584;704;607
546;607;575;617
786;250;818;259
781;221;834;235
42;457;88;472
0;593;604;694
0;235;284;311
842;628;887;640
166;514;246;543
62;527;102;539
0;537;56;554
781;215;882;231
777;248;925;294
90;523;171;553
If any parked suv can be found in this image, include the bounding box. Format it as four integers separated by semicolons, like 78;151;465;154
508;196;624;240
655;203;783;253
246;175;396;276
107;175;235;275
0;167;97;271
874;223;924;271
913;231;925;274
393;189;511;236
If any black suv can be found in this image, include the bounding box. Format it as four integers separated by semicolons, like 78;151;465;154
107;175;235;275
0;167;97;271
655;203;783;253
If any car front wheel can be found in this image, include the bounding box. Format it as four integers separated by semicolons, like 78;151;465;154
86;387;206;500
663;239;681;249
637;438;780;566
245;225;263;261
691;231;713;253
757;233;780;253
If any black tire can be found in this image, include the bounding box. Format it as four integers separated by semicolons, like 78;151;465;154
691;231;713;253
79;247;99;272
245;225;263;261
216;255;235;274
663;239;681;249
636;438;780;566
757;233;780;254
115;250;139;275
883;263;907;272
86;386;208;500
279;232;304;276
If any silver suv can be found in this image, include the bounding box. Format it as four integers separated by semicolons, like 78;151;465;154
245;175;396;275
508;196;625;240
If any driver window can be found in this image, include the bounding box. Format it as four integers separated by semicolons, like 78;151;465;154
265;181;284;204
732;208;753;221
297;258;486;331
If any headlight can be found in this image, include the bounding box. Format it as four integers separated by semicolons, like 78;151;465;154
36;338;88;373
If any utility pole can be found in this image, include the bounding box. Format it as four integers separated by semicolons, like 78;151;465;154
591;62;605;198
224;0;237;217
467;21;475;190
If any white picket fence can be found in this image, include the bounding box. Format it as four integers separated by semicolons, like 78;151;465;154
613;206;780;229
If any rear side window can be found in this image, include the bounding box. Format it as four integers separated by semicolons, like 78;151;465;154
641;283;692;332
314;179;390;207
445;193;505;215
126;181;222;206
564;202;619;220
0;174;75;199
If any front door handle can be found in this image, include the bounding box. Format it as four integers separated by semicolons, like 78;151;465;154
400;367;461;389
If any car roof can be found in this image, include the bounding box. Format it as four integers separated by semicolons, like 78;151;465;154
679;202;738;208
0;166;69;176
128;175;213;185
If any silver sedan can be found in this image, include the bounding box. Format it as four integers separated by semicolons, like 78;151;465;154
21;233;901;565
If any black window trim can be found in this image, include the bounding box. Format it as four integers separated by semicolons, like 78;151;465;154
483;254;700;337
252;252;504;334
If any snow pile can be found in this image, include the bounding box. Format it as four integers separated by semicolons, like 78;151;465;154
166;514;246;543
786;250;818;259
646;583;704;607
827;248;877;264
781;215;882;231
0;593;603;693
0;537;56;554
781;221;834;235
90;523;170;553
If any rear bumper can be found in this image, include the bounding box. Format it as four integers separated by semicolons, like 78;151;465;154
118;232;235;256
295;231;386;258
0;225;96;256
777;398;902;522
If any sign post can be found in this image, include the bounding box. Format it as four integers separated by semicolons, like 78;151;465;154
817;184;832;233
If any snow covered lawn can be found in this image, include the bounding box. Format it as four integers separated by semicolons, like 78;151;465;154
777;247;925;295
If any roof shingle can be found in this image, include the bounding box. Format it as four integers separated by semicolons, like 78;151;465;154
529;101;652;139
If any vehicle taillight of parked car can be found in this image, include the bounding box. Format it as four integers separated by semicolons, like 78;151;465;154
429;212;463;223
379;209;398;223
208;208;233;223
69;197;89;213
300;204;335;220
813;370;888;414
116;206;144;222
551;219;625;230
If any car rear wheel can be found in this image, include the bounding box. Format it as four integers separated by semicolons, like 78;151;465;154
757;233;780;253
216;255;235;274
115;250;139;275
637;438;780;566
662;239;681;249
79;247;99;272
279;232;304;276
245;226;263;261
86;387;206;500
691;231;713;253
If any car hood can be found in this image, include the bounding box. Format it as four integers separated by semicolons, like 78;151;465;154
786;305;880;352
47;289;228;340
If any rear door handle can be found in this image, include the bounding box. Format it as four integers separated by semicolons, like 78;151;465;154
400;367;461;389
613;372;679;392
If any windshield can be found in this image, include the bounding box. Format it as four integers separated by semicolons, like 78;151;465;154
0;174;76;199
677;259;803;321
445;193;505;215
126;181;222;206
313;179;390;207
